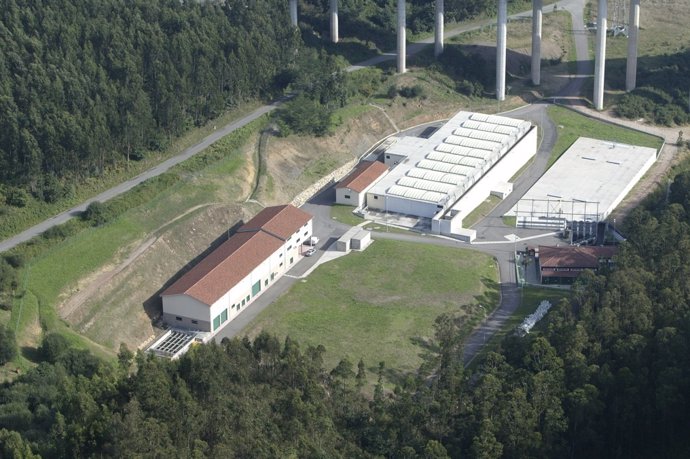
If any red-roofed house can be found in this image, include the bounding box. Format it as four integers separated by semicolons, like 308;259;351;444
336;161;388;208
161;205;313;333
537;245;617;284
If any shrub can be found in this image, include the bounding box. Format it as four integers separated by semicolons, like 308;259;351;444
42;224;76;240
398;85;425;99
0;324;17;365
39;333;71;363
81;201;111;226
386;85;398;99
5;188;28;208
3;254;24;269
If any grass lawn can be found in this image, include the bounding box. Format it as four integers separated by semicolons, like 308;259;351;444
330;205;364;226
468;286;569;367
548;105;664;168
243;239;498;382
464;195;501;228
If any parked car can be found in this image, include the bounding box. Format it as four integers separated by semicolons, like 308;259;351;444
304;248;316;257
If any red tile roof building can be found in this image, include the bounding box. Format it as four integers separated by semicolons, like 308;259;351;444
538;245;617;284
336;161;388;208
161;205;313;333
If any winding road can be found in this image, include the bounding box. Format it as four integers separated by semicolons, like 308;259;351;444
0;0;582;254
4;0;655;365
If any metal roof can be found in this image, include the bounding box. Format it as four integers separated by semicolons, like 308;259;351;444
368;111;531;209
508;137;658;222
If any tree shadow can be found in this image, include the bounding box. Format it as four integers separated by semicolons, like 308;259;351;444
474;276;501;309
20;345;41;363
141;219;246;324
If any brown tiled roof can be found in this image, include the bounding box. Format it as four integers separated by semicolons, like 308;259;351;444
161;231;283;306
539;245;617;270
337;161;388;193
237;204;312;240
161;204;312;306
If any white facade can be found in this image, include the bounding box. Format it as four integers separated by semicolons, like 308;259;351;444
335;188;361;207
161;212;313;334
366;111;536;230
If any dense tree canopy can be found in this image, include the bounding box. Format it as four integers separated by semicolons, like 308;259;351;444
0;0;299;200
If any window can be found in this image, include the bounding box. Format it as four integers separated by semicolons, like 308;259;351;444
290;257;294;264
288;245;292;250
279;253;283;257
221;309;228;323
344;194;351;199
246;295;250;303
386;155;390;159
252;280;261;296
213;315;221;330
175;316;182;321
279;262;283;267
242;299;246;306
270;273;275;281
296;238;300;243
374;196;379;200
304;230;308;236
191;320;198;325
264;279;268;286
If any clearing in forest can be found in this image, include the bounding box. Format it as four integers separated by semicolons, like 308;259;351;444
243;239;499;382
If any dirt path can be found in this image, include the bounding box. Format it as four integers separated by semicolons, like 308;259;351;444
58;203;217;322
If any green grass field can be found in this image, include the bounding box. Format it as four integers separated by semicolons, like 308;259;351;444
548;105;665;168
243;239;498;381
330;204;364;226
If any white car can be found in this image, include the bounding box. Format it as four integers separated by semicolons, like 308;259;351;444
304;248;316;257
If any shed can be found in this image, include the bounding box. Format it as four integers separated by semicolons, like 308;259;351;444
336;161;389;208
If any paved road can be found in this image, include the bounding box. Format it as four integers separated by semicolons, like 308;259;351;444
460;0;589;364
0;0;582;253
0;101;283;253
215;0;591;352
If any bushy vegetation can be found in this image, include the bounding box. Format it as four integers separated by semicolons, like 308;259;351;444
616;50;690;126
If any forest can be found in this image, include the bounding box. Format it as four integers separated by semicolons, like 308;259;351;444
0;167;689;457
0;0;518;209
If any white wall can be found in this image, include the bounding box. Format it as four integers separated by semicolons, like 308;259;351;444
366;193;441;218
162;295;212;330
449;126;537;224
335;187;362;207
163;218;313;333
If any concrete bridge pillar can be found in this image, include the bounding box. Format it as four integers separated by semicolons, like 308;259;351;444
531;0;543;86
435;0;444;57
625;0;640;92
397;0;406;73
593;0;607;110
289;0;298;27
330;0;339;43
496;0;507;101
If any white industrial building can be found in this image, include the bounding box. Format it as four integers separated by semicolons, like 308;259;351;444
366;111;537;239
507;137;657;230
160;204;313;334
336;160;389;208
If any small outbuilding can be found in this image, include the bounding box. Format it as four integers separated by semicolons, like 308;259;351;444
537;245;617;284
336;161;389;208
335;227;372;252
